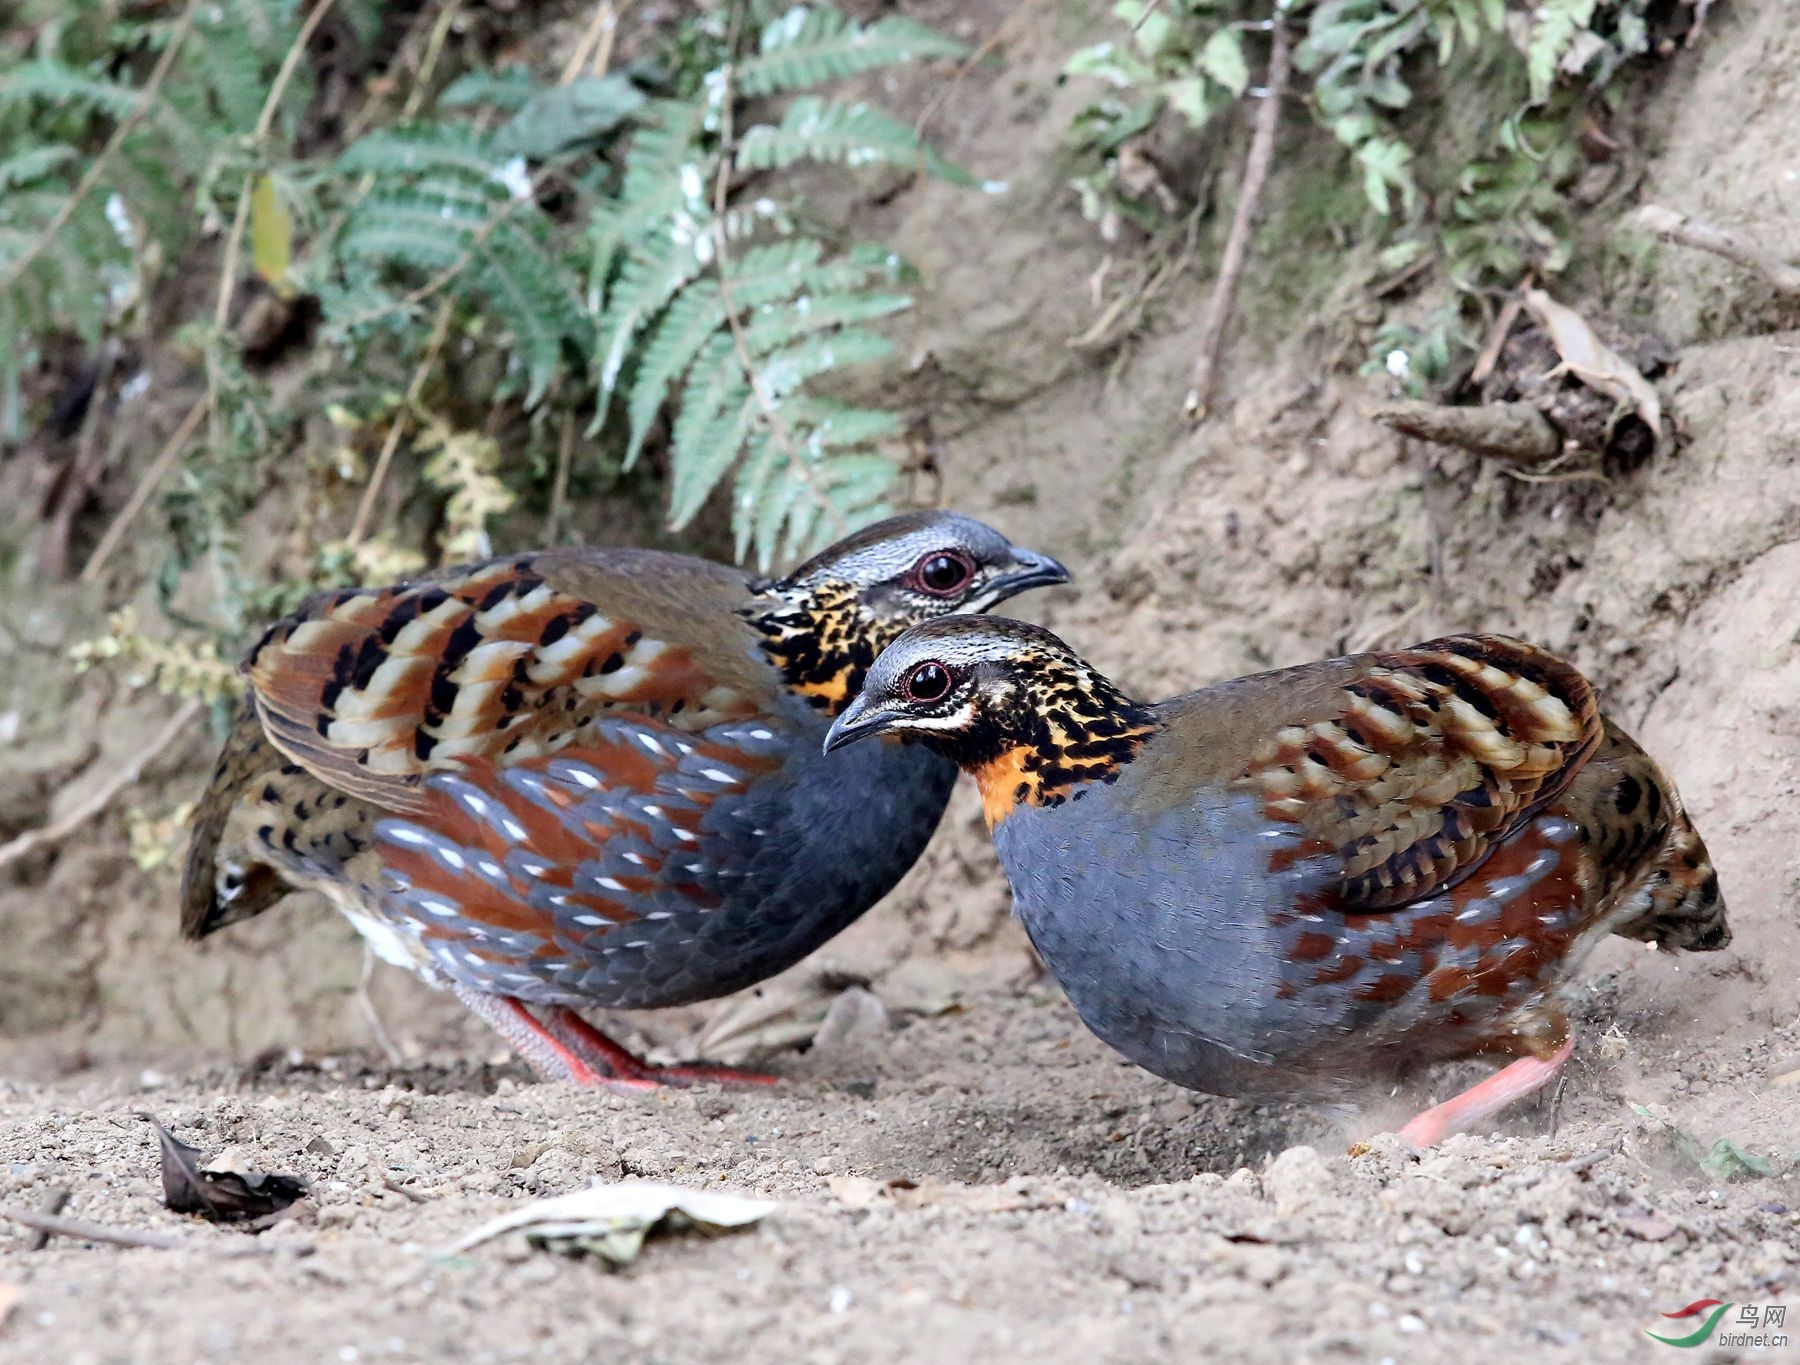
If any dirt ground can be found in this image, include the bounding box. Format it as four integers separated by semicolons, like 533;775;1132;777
4;0;1800;1361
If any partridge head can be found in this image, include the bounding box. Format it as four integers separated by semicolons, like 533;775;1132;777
183;512;1068;1089
828;616;1729;1146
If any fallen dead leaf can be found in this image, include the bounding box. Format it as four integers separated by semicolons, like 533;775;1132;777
442;1181;777;1267
1522;288;1664;448
145;1117;307;1225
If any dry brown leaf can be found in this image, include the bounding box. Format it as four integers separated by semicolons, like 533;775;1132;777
1522;288;1664;445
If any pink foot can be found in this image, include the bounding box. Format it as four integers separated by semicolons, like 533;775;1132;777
1396;1035;1577;1148
541;1006;780;1090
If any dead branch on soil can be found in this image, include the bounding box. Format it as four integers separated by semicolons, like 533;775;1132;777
80;395;209;583
1183;12;1291;421
0;1207;310;1257
1369;399;1563;466
1628;205;1800;298
0;697;202;874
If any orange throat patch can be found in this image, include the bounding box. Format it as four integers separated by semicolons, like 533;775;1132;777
973;747;1036;828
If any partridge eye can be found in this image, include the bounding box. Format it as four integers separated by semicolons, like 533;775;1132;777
905;661;953;702
913;551;973;596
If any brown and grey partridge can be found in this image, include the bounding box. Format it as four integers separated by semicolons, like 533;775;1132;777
826;617;1729;1145
182;512;1067;1087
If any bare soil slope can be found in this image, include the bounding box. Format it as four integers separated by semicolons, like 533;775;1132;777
2;1;1797;1360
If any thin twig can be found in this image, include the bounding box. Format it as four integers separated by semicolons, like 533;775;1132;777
1469;288;1527;388
346;299;454;545
81;393;209;582
710;2;843;541
546;410;576;540
358;944;405;1065
1627;204;1800;298
588;0;633;79
1183;11;1291;421
0;0;200;294
0;698;202;874
24;1190;72;1252
397;0;465;123
0;1207;310;1257
212;0;345;333
561;0;622;83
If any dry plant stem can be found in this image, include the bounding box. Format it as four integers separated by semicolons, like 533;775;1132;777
81;395;210;582
24;1190;72;1252
346;299;455;545
1629;204;1800;298
0;698;202;873
0;0;200;294
710;4;844;540
358;944;405;1065
1470;290;1527;388
546;411;576;539
212;0;345;332
1371;398;1562;467
0;1207;308;1257
562;0;624;83
1184;12;1291;420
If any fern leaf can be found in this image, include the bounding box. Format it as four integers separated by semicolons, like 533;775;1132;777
0;145;76;194
335;125;502;180
784;398;902;448
727;239;829;307
737;97;976;185
623;279;725;468
757;329;895;398
593;233;705;405
476;221;582;407
1527;0;1598;104
0;61;144;118
781;480;824;563
738;8;967;97
743;289;911;354
667;341;754;527
731;431;784;564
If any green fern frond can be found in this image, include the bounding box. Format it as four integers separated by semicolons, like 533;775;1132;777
0;145;77;193
737;97;977;185
742;288;911;353
335;124;503;180
0;60;144;118
623;280;726;468
737;8;967;96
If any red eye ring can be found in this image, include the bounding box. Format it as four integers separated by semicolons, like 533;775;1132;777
904;661;953;702
909;549;975;596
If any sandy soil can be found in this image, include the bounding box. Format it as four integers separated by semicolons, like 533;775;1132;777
4;0;1800;1360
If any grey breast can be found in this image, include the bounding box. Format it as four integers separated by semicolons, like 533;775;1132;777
992;784;1346;1101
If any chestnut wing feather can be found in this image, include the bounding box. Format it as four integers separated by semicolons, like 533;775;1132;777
1223;635;1603;910
244;551;765;815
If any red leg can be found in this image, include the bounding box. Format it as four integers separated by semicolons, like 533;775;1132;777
541;1006;780;1089
1396;1035;1577;1148
453;986;658;1093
